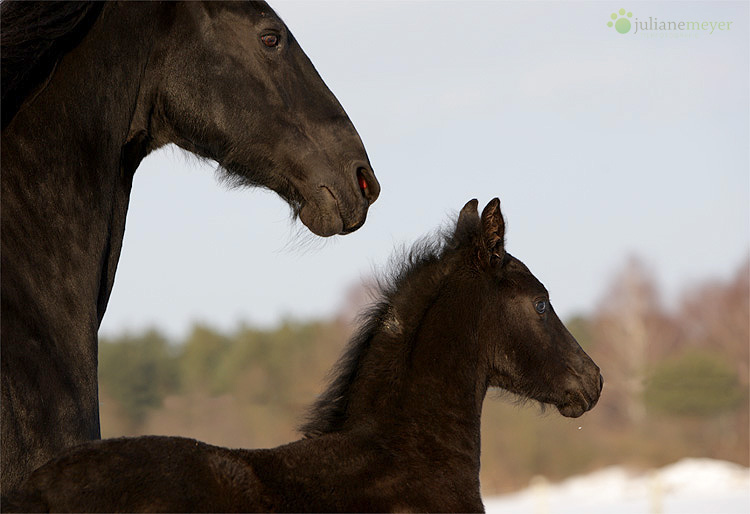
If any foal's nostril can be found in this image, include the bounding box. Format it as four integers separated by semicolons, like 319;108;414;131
356;166;380;205
598;374;604;393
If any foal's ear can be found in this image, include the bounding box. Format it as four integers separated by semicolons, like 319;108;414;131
481;198;505;265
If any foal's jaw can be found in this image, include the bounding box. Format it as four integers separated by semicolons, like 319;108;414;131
552;360;603;418
555;386;598;418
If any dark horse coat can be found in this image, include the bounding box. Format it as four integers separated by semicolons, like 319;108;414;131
0;1;379;491
4;199;603;513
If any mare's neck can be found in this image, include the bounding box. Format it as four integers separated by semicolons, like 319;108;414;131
1;3;160;333
346;277;488;467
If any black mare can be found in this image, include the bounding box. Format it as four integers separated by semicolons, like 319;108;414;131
0;1;380;492
4;199;603;513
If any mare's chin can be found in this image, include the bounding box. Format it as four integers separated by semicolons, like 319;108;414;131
297;186;368;237
298;200;344;237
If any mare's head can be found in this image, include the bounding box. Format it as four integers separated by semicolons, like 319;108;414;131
146;1;380;236
1;1;380;236
451;198;602;417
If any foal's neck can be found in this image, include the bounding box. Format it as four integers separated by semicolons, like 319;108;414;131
347;276;487;464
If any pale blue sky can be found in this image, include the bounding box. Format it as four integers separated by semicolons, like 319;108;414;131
99;1;749;339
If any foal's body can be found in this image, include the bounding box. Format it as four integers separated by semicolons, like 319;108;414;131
5;199;601;513
15;432;480;513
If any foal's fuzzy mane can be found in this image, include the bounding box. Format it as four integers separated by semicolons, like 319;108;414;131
1;1;104;129
301;216;478;437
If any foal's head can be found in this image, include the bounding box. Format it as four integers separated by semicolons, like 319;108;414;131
453;198;602;417
303;198;602;438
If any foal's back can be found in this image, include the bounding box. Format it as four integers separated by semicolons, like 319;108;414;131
3;437;268;512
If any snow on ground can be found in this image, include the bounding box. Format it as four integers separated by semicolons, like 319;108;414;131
484;458;750;514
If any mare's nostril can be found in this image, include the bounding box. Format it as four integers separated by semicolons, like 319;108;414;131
356;166;380;205
599;374;604;392
357;168;368;195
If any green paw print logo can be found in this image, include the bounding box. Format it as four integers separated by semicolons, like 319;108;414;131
608;8;633;34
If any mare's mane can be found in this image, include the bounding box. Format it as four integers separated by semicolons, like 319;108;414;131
0;0;104;128
301;217;478;437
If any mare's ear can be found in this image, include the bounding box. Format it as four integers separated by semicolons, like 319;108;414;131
480;198;505;265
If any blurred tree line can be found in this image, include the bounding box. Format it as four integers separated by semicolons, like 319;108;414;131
99;256;749;493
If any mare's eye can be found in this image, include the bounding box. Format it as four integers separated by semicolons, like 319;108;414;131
534;300;547;315
261;33;279;47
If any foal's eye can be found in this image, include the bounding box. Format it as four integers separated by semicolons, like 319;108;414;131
260;33;279;47
534;300;547;315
